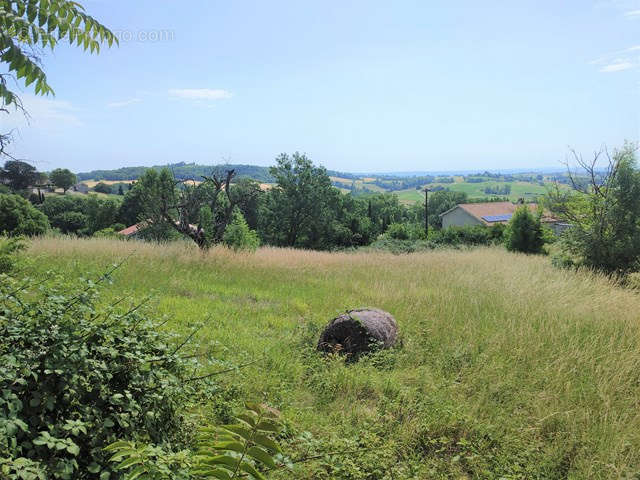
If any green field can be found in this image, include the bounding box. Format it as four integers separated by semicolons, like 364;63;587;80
26;237;640;478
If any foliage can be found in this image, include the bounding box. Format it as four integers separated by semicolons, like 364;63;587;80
37;194;121;236
0;193;49;236
547;143;640;273
93;182;113;194
385;223;410;240
53;211;88;234
77;163;276;183
504;206;545;254
0;235;26;273
106;404;283;480
0;0;117;110
0;160;39;191
193;403;282;479
223;209;260;252
49;169;77;193
0;268;193;479
426;190;468;229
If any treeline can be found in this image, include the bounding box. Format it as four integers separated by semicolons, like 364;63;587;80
77;161;358;184
77;162;276;182
1;154;498;250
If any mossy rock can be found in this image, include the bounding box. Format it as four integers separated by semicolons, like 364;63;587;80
317;308;398;357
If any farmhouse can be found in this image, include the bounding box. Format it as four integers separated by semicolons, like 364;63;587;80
439;202;567;233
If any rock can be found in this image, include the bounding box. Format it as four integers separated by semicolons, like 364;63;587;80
317;308;398;357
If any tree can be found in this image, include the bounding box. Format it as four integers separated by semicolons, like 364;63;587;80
136;167;240;248
93;181;112;194
0;193;49;236
504;206;545;254
1;1;117;157
118;184;124;195
49;168;76;193
223;208;260;251
0;160;39;191
547;143;640;273
260;153;338;248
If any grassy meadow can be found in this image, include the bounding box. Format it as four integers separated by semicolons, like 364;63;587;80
27;237;640;478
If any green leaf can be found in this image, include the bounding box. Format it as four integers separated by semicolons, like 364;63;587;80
247;446;275;468
212;441;244;454
253;433;281;453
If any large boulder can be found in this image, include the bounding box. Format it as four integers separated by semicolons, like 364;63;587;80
317;308;398;357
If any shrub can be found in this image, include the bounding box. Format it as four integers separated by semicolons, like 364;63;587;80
385;223;410;240
430;225;494;247
223;209;260;252
93;227;121;238
0;193;49;236
52;211;88;234
0;270;192;479
93;182;113;194
504;206;544;254
0;236;26;274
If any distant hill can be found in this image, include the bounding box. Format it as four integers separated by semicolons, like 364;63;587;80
77;163;274;182
77;162;357;183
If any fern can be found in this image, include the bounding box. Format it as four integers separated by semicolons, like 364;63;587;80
105;403;282;480
193;403;282;480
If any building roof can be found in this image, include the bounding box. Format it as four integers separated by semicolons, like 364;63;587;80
118;223;144;236
440;202;556;226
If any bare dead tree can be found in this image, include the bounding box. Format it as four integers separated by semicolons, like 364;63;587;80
147;168;238;249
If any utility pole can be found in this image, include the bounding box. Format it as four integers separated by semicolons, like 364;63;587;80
424;188;430;238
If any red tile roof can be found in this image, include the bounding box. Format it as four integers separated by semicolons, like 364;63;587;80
118;223;143;236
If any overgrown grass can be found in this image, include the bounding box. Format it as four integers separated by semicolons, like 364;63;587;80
26;236;640;478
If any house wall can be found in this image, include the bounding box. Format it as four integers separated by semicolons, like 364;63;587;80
441;207;484;228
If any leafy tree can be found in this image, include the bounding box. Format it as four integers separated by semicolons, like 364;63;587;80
93;181;112;194
52;210;88;234
505;206;544;254
409;190;468;229
49;168;77;193
117;184;124;195
223;208;260;251
1;0;117;157
84;196;119;234
0;160;39;191
136;167;242;248
0;193;49;236
260;153;339;248
547;143;640;273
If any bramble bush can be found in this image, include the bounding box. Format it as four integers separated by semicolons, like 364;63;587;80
0;266;194;479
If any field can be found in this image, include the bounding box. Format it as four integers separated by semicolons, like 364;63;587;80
27;237;640;478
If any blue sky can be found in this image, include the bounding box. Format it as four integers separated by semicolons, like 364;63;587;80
3;0;639;173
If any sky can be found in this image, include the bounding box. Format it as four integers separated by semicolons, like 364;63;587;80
2;0;639;173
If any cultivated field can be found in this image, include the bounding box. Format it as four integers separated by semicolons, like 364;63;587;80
27;237;640;478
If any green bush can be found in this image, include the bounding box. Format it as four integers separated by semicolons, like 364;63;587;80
52;211;88;234
93;182;113;194
385;223;410;240
505;206;544;254
0;193;49;236
0;270;192;479
0;236;26;274
430;225;495;247
223;209;260;252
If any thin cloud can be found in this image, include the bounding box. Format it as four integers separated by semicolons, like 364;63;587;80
8;94;83;127
168;88;233;100
624;9;640;16
107;98;142;108
600;61;634;72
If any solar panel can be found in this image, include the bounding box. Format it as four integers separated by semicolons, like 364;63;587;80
482;214;512;222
